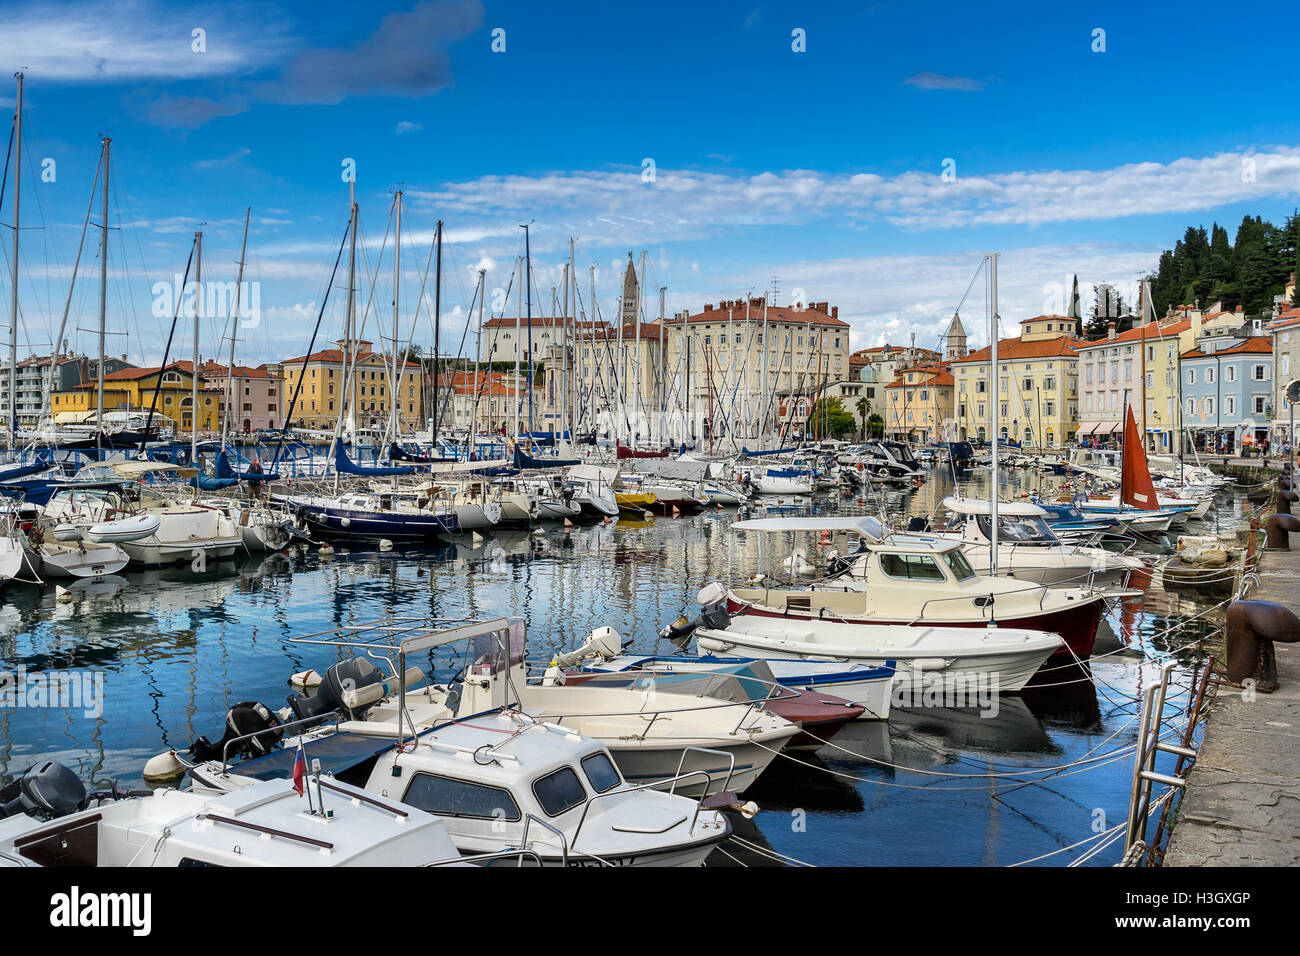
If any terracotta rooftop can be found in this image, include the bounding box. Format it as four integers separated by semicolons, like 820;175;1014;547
1181;337;1273;360
951;336;1084;364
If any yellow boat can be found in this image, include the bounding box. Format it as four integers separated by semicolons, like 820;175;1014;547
614;492;657;512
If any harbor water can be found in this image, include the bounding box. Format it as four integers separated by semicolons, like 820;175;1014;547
0;468;1241;866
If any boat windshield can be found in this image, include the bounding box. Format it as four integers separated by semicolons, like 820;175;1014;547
977;515;1057;544
879;552;947;581
944;549;976;580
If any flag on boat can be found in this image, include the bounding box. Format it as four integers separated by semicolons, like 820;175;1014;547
292;742;306;796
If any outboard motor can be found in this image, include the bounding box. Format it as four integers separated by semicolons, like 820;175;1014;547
189;701;284;763
907;516;932;532
285;656;388;727
660;582;733;649
0;761;87;821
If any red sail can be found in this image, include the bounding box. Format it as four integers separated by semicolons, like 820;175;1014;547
1120;406;1159;510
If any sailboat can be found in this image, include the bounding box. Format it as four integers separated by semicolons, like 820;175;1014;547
1071;407;1180;533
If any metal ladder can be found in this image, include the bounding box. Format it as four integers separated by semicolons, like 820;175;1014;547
1122;660;1199;862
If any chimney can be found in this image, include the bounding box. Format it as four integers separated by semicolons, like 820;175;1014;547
1235;305;1244;314
704;304;713;312
1106;322;1116;340
831;306;839;319
1192;311;1202;341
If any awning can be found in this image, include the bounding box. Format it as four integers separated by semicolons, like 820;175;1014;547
1074;423;1097;436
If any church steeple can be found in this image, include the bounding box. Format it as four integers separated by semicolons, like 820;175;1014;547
944;311;968;360
620;252;639;327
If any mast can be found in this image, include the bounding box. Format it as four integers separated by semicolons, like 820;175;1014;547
988;252;1000;577
474;268;485;439
391;190;401;447
431;218;442;445
191;230;202;463
568;237;576;437
513;255;522;438
97;136;110;453
524;224;534;436
635;249;645;443
344;191;358;445
223;207;250;446
7;72;21;447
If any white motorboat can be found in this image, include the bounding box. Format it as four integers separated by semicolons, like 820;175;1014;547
343;621;799;796
177;619;740;866
0;760;468;867
35;538;129;579
695;613;1062;693
723;516;1108;659
934;496;1145;587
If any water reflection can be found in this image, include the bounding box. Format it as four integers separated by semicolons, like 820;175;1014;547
0;466;1241;865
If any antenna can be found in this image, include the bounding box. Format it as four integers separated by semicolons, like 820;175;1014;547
769;275;780;306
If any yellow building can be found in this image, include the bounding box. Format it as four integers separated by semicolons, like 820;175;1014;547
52;361;220;435
279;338;423;432
950;316;1081;449
883;366;955;442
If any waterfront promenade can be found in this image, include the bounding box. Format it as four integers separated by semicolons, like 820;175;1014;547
1164;510;1300;865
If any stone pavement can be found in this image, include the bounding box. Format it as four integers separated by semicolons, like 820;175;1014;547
1163;544;1300;865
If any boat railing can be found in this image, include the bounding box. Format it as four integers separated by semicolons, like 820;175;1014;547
220;713;343;776
516;812;616;867
0;849;31;867
571;757;728;848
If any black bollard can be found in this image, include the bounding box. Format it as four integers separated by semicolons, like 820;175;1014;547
1225;600;1300;692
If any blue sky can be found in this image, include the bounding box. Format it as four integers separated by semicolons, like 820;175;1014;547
1;0;1298;370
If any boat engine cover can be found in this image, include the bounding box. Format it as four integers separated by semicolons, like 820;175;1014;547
286;656;386;725
189;702;283;763
0;761;86;821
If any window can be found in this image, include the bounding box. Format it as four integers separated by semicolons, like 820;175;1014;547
581;753;622;793
403;773;520;821
1206;397;1215;416
1226;366;1236;383
1255;396;1267;414
1254;365;1267;381
1187;369;1196;385
1187;398;1195;415
1225;396;1235;416
1206;367;1215;384
943;549;975;580
976;380;986;393
533;767;587;817
879;552;946;581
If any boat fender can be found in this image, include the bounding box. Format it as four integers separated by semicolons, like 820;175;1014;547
142;750;187;782
339;516;351;528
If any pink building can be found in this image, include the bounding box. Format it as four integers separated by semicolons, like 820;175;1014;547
201;361;283;434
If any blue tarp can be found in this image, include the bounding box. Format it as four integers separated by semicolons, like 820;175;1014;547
512;446;579;469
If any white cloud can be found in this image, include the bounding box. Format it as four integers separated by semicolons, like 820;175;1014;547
0;0;287;83
407;147;1300;239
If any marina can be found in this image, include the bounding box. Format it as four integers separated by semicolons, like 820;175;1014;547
0;7;1295;932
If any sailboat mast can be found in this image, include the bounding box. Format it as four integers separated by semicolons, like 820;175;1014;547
8;72;21;447
431;218;442;446
192;230;202;463
474;268;485;440
988;251;1000;576
391;190;401;446
224;207;250;446
97;137;110;452
524;224;534;436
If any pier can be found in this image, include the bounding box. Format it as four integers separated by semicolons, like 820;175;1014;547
1164;498;1300;866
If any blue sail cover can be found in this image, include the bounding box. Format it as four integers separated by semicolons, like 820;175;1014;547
741;446;798;457
0;453;54;482
512;445;579;469
216;451;280;482
190;473;240;490
333;442;415;477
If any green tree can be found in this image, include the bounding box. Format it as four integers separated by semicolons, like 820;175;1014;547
854;396;870;439
808;396;857;439
866;413;885;439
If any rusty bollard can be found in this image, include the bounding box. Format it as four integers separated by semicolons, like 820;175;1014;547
1265;513;1300;550
1276;490;1300;515
1225;600;1300;692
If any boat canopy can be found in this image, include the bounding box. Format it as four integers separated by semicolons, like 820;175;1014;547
333;441;415;477
941;496;1048;517
73;460;196;480
730;515;886;539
